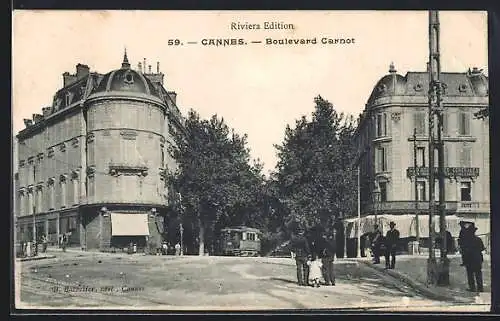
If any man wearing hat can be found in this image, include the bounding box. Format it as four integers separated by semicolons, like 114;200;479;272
463;226;485;292
458;221;474;266
384;221;400;269
290;225;311;286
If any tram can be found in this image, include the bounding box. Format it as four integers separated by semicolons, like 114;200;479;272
217;226;262;257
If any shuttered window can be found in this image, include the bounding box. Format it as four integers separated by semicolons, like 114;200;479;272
414;112;426;135
459;147;472;167
458;112;471;136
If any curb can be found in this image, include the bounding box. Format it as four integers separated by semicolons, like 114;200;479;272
354;260;470;303
17;255;57;262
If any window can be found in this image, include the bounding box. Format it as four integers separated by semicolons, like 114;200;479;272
379;181;387;202
65;93;72;106
414;112;426;135
48;219;57;234
416;181;426;201
434;180;439;201
376;147;387;172
161;149;165;168
246;233;256;241
73;177;79;205
36;188;42;212
49;182;55;210
416;147;425;167
458;112;471;136
376;113;388;137
60;177;67;208
27;189;33;215
60;217;69;234
459;147;472;167
460;182;472;201
434;147;439;167
442;113;448;136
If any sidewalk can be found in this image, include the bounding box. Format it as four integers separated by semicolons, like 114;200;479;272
354;254;491;305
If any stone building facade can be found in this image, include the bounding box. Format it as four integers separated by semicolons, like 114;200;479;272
351;63;489;240
14;52;184;251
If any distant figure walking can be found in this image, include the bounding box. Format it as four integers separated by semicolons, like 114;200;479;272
290;225;311;286
307;255;323;288
463;227;485;293
371;224;382;264
41;234;48;253
319;229;336;286
384;222;400;269
175;242;181;256
61;234;67;252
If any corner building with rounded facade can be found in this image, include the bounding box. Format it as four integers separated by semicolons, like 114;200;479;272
15;53;184;251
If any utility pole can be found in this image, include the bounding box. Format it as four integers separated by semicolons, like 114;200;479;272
413;128;420;253
357;167;361;258
32;163;37;251
427;10;449;285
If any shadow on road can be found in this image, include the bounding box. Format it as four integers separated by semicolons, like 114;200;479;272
269;277;297;285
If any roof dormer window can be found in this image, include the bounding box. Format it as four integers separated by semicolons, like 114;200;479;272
65;92;72;106
124;71;134;85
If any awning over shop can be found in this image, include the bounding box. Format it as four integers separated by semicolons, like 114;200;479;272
345;214;487;238
111;213;150;236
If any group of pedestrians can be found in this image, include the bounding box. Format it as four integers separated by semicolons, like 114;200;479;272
290;225;336;287
367;222;400;270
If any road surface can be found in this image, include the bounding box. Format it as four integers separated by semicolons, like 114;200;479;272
14;251;489;311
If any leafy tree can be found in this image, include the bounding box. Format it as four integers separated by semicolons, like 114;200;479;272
169;110;266;255
273;96;357;235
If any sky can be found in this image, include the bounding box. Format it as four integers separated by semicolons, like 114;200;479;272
12;11;488;174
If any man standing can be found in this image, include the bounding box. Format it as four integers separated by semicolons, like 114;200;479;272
320;228;336;285
371;224;382;264
175;242;181;256
41;234;48;253
290;225;311;286
458;221;472;266
384;222;399;269
463;227;485;293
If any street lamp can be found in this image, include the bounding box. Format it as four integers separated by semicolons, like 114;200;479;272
177;193;184;256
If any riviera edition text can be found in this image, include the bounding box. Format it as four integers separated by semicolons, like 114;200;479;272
231;22;295;30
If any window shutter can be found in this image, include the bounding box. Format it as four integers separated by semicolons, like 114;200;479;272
464;113;471;135
442;113;448;136
384;147;389;171
383;113;388;136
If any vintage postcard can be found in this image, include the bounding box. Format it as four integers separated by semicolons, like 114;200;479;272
12;10;491;312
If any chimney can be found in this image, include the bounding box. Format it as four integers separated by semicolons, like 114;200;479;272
148;65;152;73
426;62;430;72
138;62;142;72
167;91;177;106
143;58;146;73
157;62;160;73
23;119;33;127
33;114;43;123
76;64;90;79
63;72;77;87
42;107;52;117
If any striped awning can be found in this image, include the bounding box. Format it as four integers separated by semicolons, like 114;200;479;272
346;214;480;238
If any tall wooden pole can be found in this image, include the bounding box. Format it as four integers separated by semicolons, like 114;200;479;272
413;128;420;251
427;10;449;285
427;10;438;285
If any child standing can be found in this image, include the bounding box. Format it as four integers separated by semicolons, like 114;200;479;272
307;255;323;287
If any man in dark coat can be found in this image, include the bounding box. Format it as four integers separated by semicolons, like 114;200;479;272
371;224;383;264
384;222;399;269
463;227;485;292
458;221;473;266
290;226;311;286
319;228;336;285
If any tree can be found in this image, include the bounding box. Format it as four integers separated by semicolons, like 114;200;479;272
273;96;357;235
169;110;266;255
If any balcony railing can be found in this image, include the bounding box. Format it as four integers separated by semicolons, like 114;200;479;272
361;200;489;213
406;167;480;179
